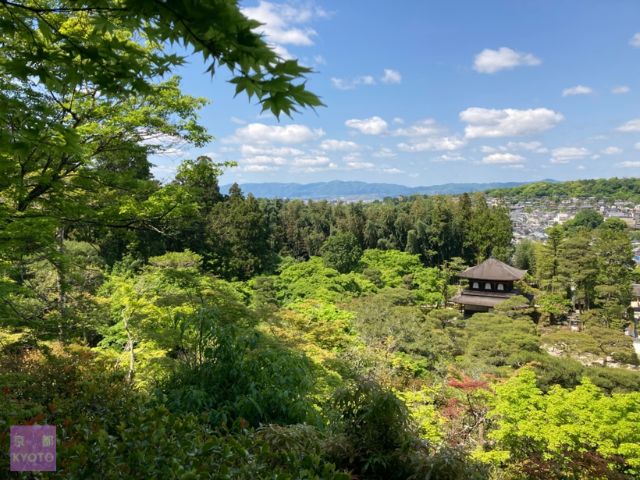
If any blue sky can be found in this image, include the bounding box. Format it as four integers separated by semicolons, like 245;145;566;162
151;0;640;186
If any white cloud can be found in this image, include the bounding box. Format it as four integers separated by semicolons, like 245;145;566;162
617;119;640;133
481;153;526;165
346;161;375;170
342;153;361;162
630;33;640;48
320;139;360;151
291;155;331;167
381;69;402;84
562;85;593;97
382;168;403;174
635;142;640;150
398;136;466;152
232;123;325;144
506;141;548;153
244;164;279;172
373;147;397;158
434;153;466;162
483;141;548;154
460;107;563;138
243;155;287;165
393;118;441;137
332;69;402;90
241;1;328;58
550;147;590;164
240;145;304;156
619;161;640;168
601;146;623;155
331;75;376;90
612;85;630;94
473;47;541;74
345;116;388;135
392;117;404;124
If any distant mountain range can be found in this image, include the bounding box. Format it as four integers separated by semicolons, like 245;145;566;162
220;180;533;201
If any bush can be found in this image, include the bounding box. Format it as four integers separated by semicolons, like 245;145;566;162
160;328;318;428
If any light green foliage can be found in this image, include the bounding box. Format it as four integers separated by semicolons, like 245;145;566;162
284;300;357;351
359;248;446;305
359;249;423;287
397;387;445;443
275;256;376;304
483;367;640;477
102;250;254;380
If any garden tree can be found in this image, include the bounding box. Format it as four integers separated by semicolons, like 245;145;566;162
492;295;535;320
206;187;274;280
535;225;567;294
320;232;363;274
103;250;255;379
277;199;329;259
593;227;634;327
484;367;640;478
542;326;638;366
167;156;230;253
0;0;322;334
512;238;536;271
440;256;467;302
274;256;375;305
464;313;540;369
559;230;598;309
564;208;604;231
601;217;629;231
0;1;322;118
536;292;571;325
465;194;513;262
349;297;457;366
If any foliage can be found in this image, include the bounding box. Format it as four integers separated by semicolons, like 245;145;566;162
320;232;363;274
464;313;540;369
488;177;640;202
327;379;419;479
481;367;640;479
160;329;319;428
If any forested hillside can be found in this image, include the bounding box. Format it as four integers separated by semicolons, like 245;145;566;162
1;2;640;480
487;178;640;202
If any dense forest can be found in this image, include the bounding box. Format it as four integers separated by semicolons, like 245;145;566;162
1;2;640;480
487;178;640;202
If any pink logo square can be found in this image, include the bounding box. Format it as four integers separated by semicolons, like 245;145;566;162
10;425;56;472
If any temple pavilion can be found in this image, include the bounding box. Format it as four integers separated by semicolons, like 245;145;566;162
451;258;527;315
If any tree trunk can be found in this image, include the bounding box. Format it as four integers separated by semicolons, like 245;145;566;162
123;312;135;382
55;226;66;340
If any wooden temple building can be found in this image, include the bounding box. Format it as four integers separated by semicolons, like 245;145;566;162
451;258;527;315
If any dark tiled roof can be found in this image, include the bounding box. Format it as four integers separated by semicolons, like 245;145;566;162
458;258;527;281
450;293;510;308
